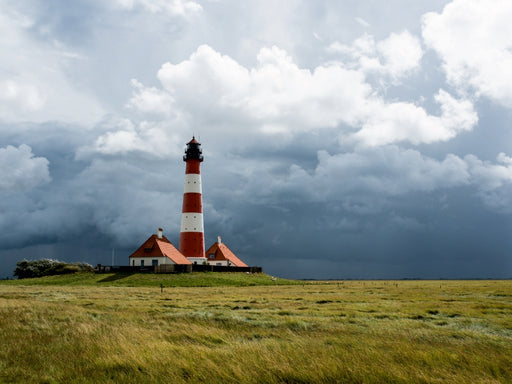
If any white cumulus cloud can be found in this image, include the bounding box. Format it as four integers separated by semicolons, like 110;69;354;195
376;31;424;79
126;44;471;149
0;144;51;191
126;79;175;117
423;0;512;107
327;31;423;79
352;89;478;146
80;118;183;158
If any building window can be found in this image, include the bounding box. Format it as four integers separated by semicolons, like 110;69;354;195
132;260;135;266
141;260;144;267
152;260;158;267
209;254;215;259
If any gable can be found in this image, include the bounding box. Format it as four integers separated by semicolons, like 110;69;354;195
205;242;248;267
129;234;191;265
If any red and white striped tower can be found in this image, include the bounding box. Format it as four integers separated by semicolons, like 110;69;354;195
179;137;206;264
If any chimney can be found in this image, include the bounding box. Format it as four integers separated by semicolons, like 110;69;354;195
217;236;222;245
157;228;163;239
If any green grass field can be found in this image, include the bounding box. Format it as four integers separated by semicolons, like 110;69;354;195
1;274;511;383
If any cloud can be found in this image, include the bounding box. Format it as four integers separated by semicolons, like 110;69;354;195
465;153;512;191
376;31;423;78
422;0;512;107
126;79;175;117
352;89;478;146
0;144;51;191
327;31;423;79
464;152;512;212
77;117;184;158
124;44;474;150
0;79;46;111
114;0;202;16
71;157;184;242
0;2;104;125
278;146;471;201
264;146;512;213
121;44;372;146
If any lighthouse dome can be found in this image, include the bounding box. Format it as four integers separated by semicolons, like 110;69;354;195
184;136;203;162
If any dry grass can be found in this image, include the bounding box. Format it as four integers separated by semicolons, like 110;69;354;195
1;280;511;383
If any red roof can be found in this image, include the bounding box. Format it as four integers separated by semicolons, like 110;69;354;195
205;241;248;267
129;234;192;265
187;136;199;144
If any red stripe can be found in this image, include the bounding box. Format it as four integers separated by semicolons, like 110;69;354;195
179;232;205;258
185;160;201;174
182;193;203;213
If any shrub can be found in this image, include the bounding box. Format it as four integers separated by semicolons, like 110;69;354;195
14;259;93;279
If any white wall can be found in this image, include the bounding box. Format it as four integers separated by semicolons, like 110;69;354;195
187;257;207;265
206;260;230;266
129;256;174;267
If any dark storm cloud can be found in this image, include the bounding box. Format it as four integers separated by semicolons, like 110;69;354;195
207;189;512;279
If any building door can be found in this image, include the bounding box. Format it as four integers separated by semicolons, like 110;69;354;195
140;260;144;267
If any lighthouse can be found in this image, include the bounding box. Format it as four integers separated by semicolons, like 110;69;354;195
179;137;207;264
127;137;253;270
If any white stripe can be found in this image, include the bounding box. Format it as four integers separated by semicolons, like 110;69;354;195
183;174;202;194
180;213;204;232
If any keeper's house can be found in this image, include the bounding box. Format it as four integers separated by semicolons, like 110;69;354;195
129;228;191;268
129;229;248;268
205;236;248;267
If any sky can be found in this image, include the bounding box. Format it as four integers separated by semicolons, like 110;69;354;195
1;0;512;279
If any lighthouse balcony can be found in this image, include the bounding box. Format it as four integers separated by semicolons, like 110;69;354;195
183;154;203;161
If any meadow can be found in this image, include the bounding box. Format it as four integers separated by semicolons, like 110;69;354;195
0;274;511;383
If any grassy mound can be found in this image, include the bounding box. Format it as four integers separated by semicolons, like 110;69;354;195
0;271;300;287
